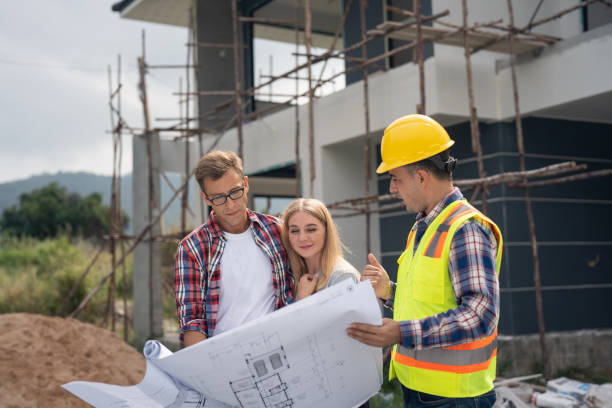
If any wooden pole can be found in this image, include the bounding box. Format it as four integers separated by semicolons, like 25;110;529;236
305;0;315;197
295;0;302;197
506;0;551;380
138;29;155;335
106;64;117;331
360;0;372;255
415;0;425;114
231;0;244;160
461;0;488;213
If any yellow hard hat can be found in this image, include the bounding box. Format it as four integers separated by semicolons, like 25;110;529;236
376;114;455;174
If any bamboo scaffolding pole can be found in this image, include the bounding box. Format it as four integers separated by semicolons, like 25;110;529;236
187;42;248;49
116;53;127;341
260;74;319;81
231;0;244;159
513;168;612;188
120;238;128;341
305;0;315;197
137;30;155;334
528;0;545;28
486;24;557;45
461;0;488;214
146;64;199;69
162;172;195;217
415;0;425;114
506;0;550;380
526;0;602;31
182;11;193;236
105;64;117;331
326;161;583;209
457;163;586;188
179;77;187;234
238;16;297;25
383;9;555;52
295;0;302;197
388;9;553;46
360;0;372;255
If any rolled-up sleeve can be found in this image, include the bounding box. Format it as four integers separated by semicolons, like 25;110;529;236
175;243;208;339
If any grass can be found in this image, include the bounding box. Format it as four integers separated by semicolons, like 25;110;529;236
0;235;133;326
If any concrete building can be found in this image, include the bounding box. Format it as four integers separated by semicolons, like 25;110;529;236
113;0;612;374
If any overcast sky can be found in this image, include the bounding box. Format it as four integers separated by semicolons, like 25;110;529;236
0;2;190;183
0;2;345;185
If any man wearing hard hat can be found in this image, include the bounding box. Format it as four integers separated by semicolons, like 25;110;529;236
347;114;503;407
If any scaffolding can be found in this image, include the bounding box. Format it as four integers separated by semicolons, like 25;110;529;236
60;0;612;380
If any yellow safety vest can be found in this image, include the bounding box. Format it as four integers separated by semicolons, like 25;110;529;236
389;200;503;397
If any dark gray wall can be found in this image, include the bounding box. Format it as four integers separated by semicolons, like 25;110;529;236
343;0;387;85
195;1;248;131
386;0;433;68
586;3;612;31
377;117;612;335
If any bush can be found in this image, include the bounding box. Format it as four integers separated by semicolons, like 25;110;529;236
0;182;129;240
0;236;133;324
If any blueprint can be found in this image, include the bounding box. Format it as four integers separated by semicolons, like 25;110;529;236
63;280;383;408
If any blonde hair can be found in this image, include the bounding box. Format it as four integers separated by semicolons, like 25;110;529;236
281;198;342;291
195;150;244;193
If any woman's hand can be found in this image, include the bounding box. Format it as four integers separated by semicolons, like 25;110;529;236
361;253;391;299
297;272;319;300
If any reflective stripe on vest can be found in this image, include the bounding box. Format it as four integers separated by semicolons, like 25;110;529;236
405;229;416;250
423;201;473;258
394;329;497;374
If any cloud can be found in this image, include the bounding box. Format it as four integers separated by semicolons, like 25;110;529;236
0;1;187;183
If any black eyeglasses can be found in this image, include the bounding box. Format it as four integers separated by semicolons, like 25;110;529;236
205;186;245;206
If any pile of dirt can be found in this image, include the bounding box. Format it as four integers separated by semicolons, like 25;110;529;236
0;313;146;407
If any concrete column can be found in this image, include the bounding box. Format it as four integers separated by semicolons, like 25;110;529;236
132;132;162;343
320;138;381;269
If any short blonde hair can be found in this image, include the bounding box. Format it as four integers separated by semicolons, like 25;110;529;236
281;198;342;290
195;150;244;193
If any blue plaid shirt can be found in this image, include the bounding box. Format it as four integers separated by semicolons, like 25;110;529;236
175;209;294;340
386;187;500;349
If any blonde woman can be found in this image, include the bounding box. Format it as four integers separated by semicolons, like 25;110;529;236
281;198;360;300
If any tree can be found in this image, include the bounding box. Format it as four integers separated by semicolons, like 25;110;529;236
0;183;128;240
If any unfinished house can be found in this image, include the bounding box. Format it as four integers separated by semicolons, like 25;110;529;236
111;0;612;375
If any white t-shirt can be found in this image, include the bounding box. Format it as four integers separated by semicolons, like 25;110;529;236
213;227;275;336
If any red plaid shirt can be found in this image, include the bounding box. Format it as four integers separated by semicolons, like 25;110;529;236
175;209;294;340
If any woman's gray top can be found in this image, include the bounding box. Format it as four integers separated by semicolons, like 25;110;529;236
324;258;360;288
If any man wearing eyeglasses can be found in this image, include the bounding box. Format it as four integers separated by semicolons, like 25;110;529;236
175;150;294;348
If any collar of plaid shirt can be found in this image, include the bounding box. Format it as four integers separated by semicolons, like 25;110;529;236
206;208;264;239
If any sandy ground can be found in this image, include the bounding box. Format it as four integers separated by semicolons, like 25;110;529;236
0;313;146;407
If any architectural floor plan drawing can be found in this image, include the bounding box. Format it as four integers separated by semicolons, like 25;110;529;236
63;280;382;408
228;334;293;408
226;331;339;408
